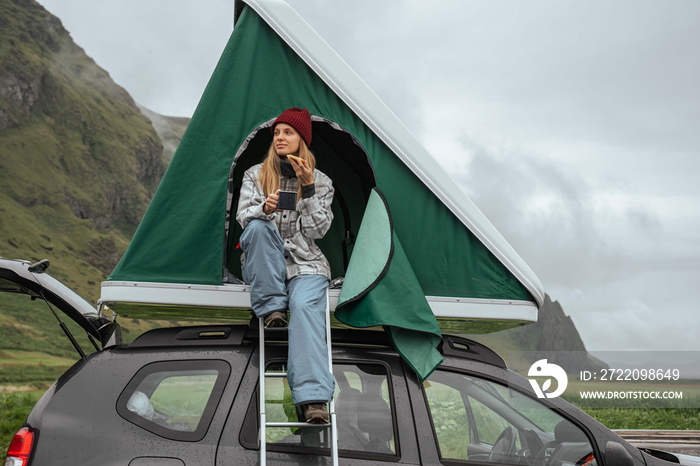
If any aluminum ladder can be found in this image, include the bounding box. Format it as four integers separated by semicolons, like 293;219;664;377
258;290;339;466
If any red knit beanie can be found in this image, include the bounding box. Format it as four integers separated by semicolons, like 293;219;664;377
271;107;312;147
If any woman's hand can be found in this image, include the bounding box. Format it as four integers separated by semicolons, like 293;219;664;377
263;190;281;215
288;156;314;186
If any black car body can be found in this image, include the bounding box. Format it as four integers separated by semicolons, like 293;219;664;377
2;257;698;466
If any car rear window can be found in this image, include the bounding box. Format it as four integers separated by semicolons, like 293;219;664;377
241;362;398;458
117;360;231;441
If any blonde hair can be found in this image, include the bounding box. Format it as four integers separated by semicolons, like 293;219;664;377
259;139;316;200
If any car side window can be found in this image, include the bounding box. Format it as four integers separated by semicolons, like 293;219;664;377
470;396;520;448
242;362;397;457
422;377;472;459
423;370;597;465
117;360;230;441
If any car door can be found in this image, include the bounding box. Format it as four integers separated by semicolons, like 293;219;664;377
215;342;422;465
412;364;604;466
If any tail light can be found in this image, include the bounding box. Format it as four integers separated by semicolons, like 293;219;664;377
4;427;34;466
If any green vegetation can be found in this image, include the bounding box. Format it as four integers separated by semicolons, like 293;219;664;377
151;376;217;413
0;291;92;456
423;380;472;459
0;353;73;386
0;0;184;456
1;390;44;456
585;408;700;430
0;0;167;301
0;294;96;359
565;379;700;429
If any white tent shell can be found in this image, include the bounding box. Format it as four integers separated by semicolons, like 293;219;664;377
100;0;544;332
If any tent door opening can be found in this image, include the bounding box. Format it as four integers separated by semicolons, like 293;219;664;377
224;116;377;283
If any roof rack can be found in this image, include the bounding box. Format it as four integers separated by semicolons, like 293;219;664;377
128;322;507;369
440;335;507;369
128;321;394;349
129;325;249;348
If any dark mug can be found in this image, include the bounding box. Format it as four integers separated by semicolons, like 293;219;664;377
277;191;297;211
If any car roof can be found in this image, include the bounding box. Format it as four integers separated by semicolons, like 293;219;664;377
127;323;507;369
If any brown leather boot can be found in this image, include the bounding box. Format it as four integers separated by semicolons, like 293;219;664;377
301;403;329;424
263;310;287;328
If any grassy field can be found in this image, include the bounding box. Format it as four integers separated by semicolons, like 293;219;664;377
584;407;700;430
564;379;700;429
0;350;78;387
1;390;45;456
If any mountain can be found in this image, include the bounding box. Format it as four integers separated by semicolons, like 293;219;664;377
468;294;608;374
0;0;168;301
0;0;195;381
138;105;189;162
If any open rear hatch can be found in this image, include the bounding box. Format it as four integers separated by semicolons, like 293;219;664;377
0;257;120;352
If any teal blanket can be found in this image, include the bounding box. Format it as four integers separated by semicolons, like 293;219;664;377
335;189;443;380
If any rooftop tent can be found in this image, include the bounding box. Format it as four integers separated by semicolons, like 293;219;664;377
102;0;544;356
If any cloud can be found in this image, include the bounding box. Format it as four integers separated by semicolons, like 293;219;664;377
555;268;700;351
443;137;643;284
434;133;700;351
39;0;234;116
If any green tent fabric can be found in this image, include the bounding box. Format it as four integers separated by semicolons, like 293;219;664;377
108;5;535;307
104;3;541;376
336;189;443;380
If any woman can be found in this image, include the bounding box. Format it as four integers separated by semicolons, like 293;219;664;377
236;107;335;424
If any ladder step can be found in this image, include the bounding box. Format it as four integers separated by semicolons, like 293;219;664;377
263;327;288;332
266;421;331;428
264;372;287;378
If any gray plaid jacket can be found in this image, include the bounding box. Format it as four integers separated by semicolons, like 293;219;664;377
236;163;334;279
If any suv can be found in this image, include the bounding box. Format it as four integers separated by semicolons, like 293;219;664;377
2;257;698;466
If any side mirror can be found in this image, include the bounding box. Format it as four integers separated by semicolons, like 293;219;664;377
606;441;634;466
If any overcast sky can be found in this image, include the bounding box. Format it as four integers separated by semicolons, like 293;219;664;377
36;0;700;353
